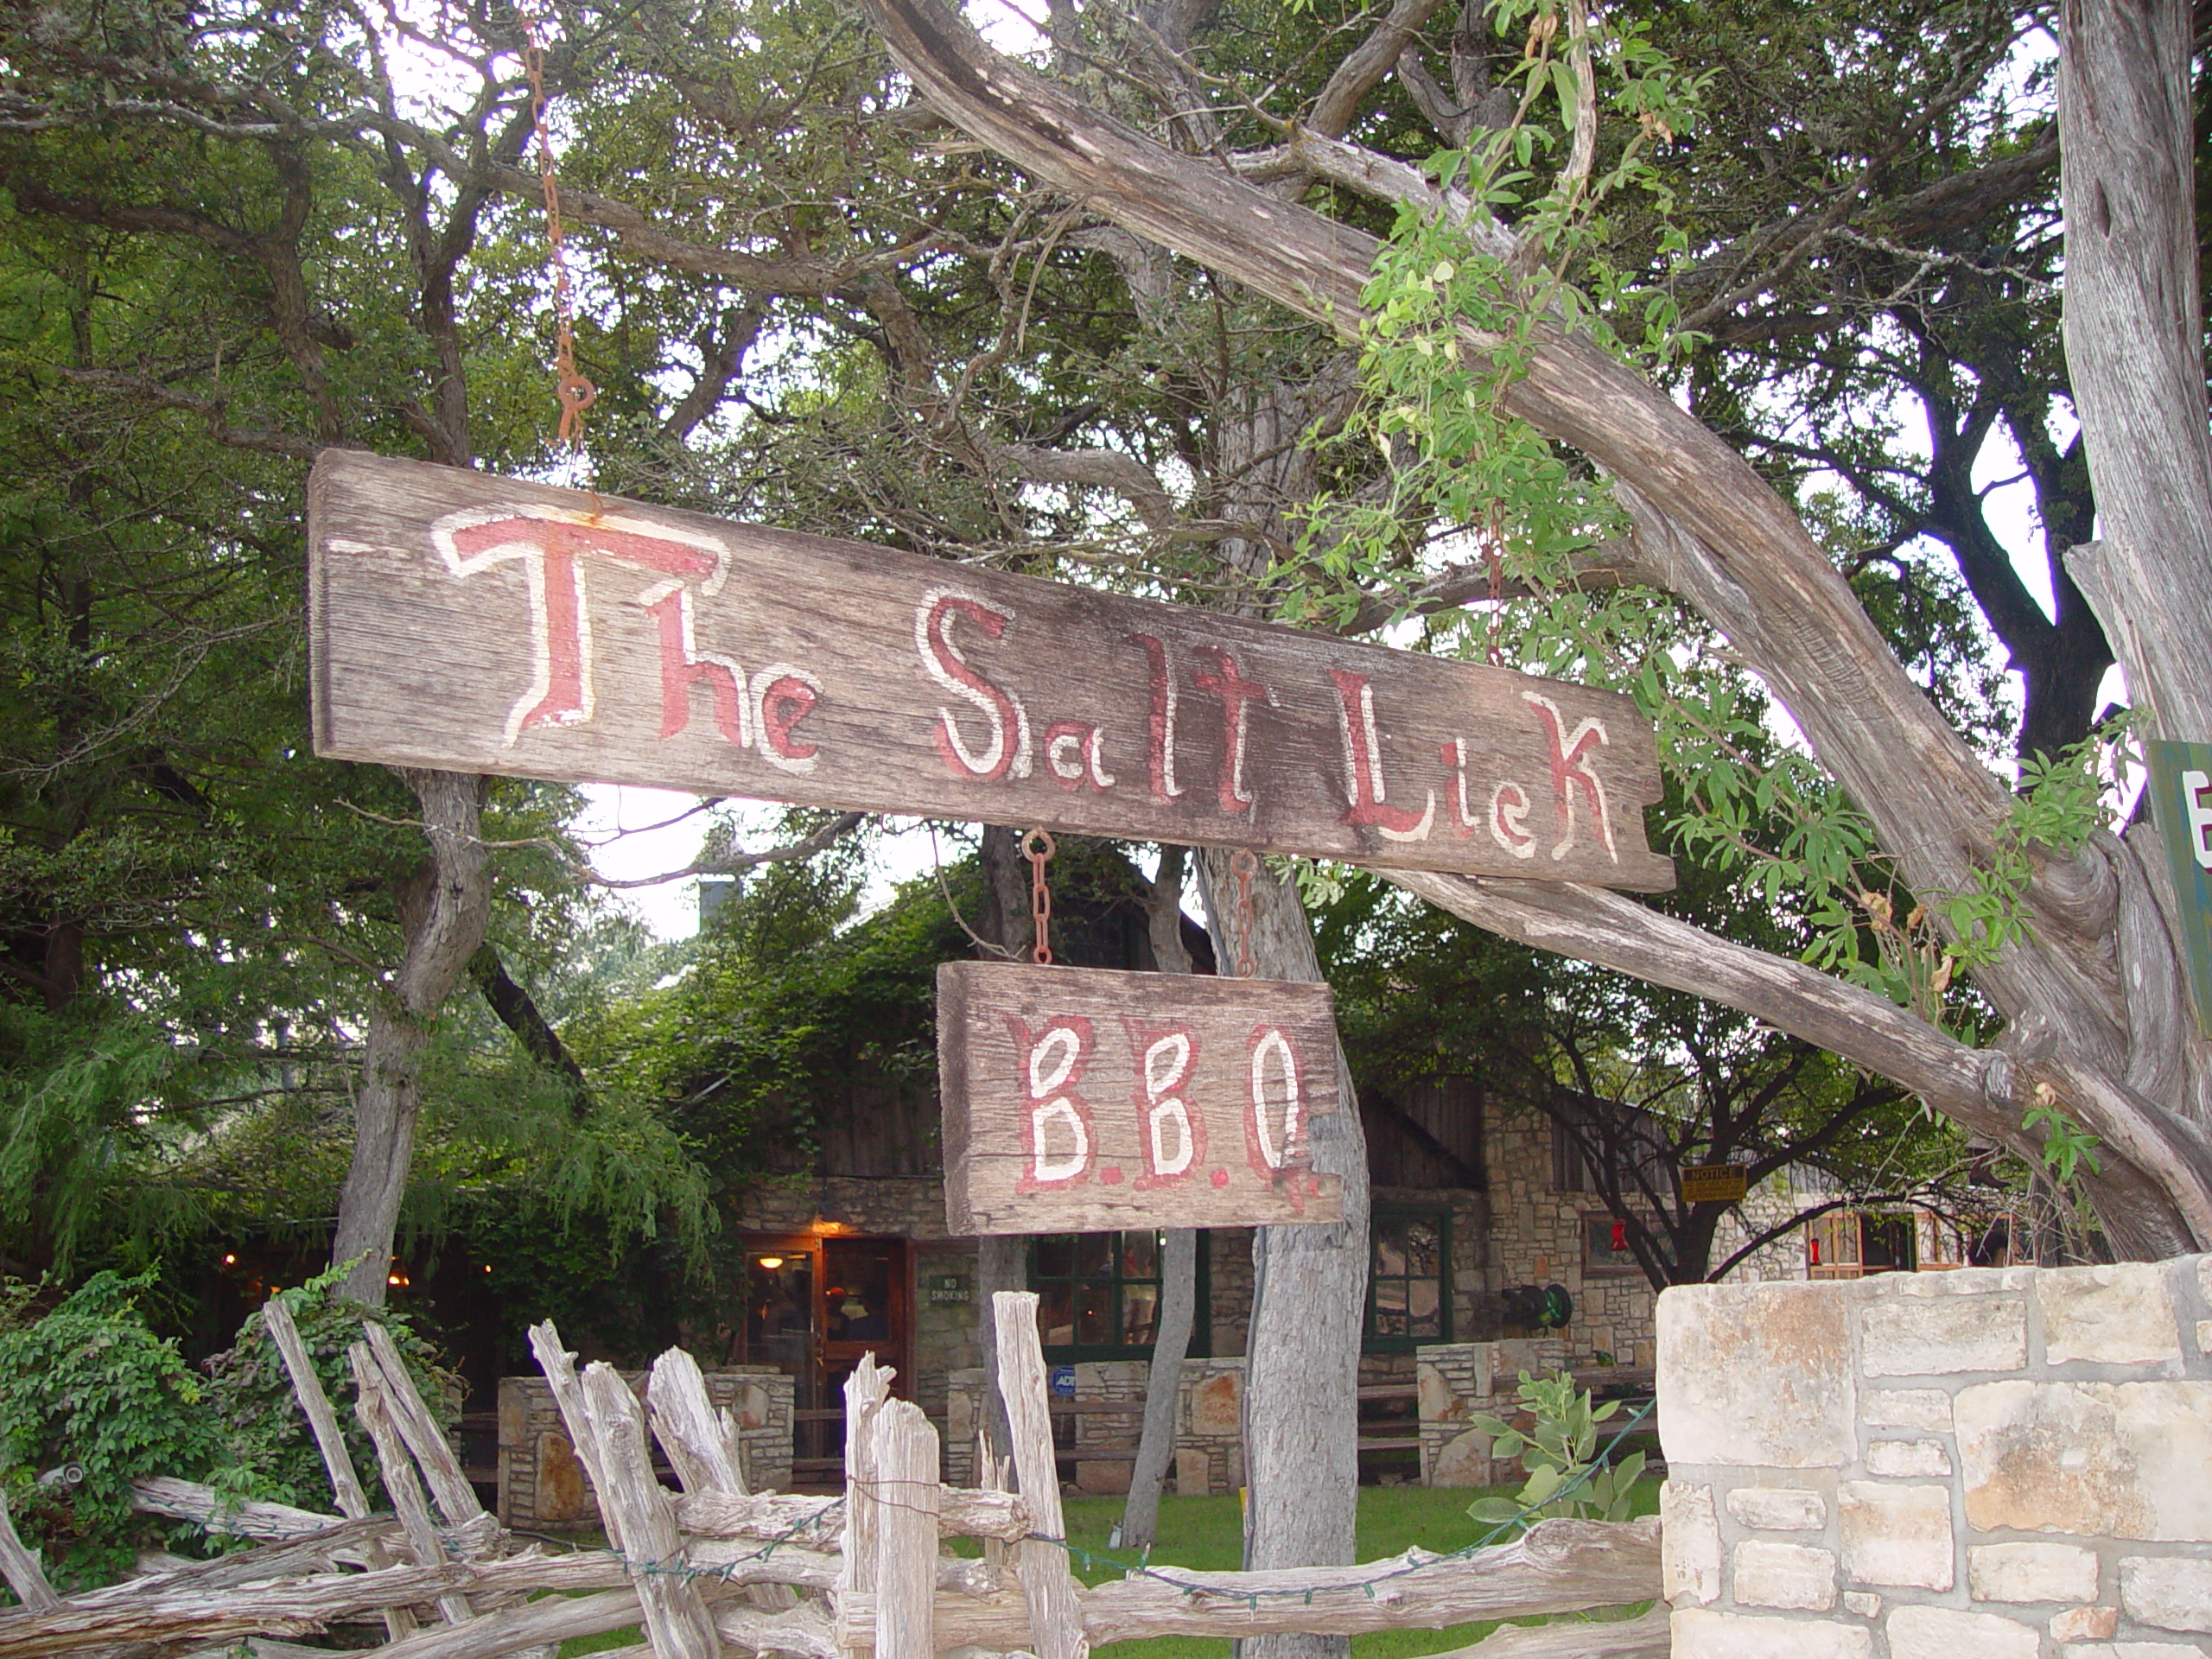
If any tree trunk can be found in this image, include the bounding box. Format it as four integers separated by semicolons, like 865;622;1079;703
1120;1227;1196;1552
331;768;493;1305
1198;847;1370;1659
971;823;1037;1466
1121;847;1199;1553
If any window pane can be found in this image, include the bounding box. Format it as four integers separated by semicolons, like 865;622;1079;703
1122;1284;1159;1347
1077;1233;1115;1277
1035;1237;1074;1279
1406;1220;1439;1274
1076;1282;1116;1345
1039;1283;1074;1347
1374;1228;1408;1276
1408;1278;1441;1338
1121;1230;1159;1280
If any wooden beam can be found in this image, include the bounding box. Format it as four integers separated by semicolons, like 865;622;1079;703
309;451;1669;889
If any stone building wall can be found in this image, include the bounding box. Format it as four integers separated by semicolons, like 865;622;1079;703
497;1367;793;1529
942;1355;1249;1493
1414;1338;1570;1486
1482;1095;1657;1368
1658;1256;2212;1658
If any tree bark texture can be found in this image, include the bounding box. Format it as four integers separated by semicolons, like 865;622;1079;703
330;768;493;1304
972;823;1035;1471
854;0;2212;1258
1197;848;1370;1659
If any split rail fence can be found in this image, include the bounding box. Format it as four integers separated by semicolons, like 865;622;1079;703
0;1293;1665;1659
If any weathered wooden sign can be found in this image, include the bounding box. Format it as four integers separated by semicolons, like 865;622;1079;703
2147;740;2212;1039
309;452;1672;887
937;961;1343;1234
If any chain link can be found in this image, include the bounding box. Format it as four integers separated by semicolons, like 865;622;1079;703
1230;847;1257;978
1022;828;1055;966
520;10;597;451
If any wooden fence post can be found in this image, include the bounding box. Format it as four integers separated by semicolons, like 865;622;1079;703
578;1363;721;1659
991;1290;1088;1659
834;1356;893;1659
263;1299;416;1640
872;1401;940;1659
649;1344;798;1615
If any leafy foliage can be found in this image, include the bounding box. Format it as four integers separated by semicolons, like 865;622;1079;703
1465;1370;1646;1529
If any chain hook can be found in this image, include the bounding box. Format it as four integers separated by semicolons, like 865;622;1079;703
1022;828;1056;966
1230;847;1258;978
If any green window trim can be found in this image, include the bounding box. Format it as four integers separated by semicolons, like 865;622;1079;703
1364;1206;1452;1352
1029;1230;1213;1363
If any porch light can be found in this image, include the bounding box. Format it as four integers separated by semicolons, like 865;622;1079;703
758;1255;785;1269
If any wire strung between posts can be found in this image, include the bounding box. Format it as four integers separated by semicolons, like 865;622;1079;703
519;7;597;451
1024;828;1055;965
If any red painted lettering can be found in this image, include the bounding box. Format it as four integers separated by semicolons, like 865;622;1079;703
1128;632;1185;804
918;590;1031;782
1193;649;1269;815
1328;668;1434;841
1523;692;1616;861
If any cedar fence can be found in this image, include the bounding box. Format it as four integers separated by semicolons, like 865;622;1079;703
0;1293;1663;1659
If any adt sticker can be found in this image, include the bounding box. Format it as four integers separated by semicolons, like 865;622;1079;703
1050;1365;1077;1397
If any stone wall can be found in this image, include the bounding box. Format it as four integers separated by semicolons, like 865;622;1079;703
1415;1338;1570;1486
497;1367;793;1529
1658;1256;2212;1657
1482;1095;1657;1367
942;1355;1249;1494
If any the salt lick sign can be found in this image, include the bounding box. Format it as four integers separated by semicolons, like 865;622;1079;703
308;452;1672;888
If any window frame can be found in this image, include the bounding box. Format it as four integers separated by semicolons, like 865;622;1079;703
1029;1230;1211;1363
1363;1205;1452;1352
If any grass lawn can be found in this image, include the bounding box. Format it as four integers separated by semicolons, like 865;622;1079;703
556;1477;1659;1659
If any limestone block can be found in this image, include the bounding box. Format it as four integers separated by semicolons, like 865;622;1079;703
1865;1389;1955;1431
1428;1427;1496;1488
2198;1320;2212;1355
1661;1480;1721;1606
1190;1371;1241;1435
737;1382;772;1432
2059;1646;2212;1658
536;1431;588;1523
1838;1482;1953;1589
1886;1605;2039;1659
1957;1380;2212;1540
2041;1264;2182;1367
2120;1556;2212;1632
1967;1541;2100;1603
1075;1459;1132;1495
1731;1539;1835;1611
1669;1609;1872;1658
1725;1486;1827;1530
1174;1447;1211;1496
1867;1439;1954;1478
1657;1282;1854;1468
2050;1606;2119;1642
1861;1293;2027;1376
1416;1361;1463;1424
2201;1255;2212;1306
1842;1592;1881;1618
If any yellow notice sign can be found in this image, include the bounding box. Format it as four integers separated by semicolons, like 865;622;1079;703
1681;1164;1749;1204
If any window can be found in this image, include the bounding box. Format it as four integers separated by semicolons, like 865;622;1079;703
1550;1094;1671;1200
1583;1213;1647;1277
1365;1208;1450;1349
1030;1231;1208;1361
1807;1210;1916;1278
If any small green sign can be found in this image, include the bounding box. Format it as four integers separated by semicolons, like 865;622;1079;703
2145;741;2212;1039
927;1274;970;1306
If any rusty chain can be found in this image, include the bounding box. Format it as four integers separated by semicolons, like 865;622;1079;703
1022;828;1055;966
1230;847;1258;978
520;9;597;451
